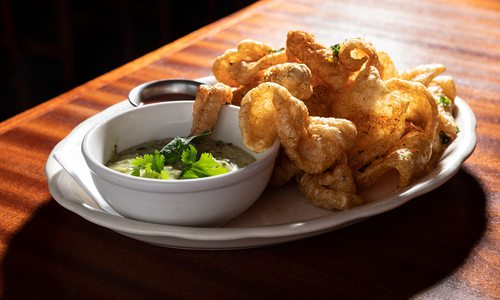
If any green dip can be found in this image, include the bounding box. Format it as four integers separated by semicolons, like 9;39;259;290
106;137;256;180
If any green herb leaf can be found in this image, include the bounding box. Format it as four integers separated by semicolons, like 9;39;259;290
126;132;230;180
160;170;169;180
181;153;228;179
131;154;154;168
130;168;140;177
159;132;211;164
181;144;198;165
330;43;341;58
151;151;165;173
159;137;191;164
438;95;452;106
142;163;158;178
193;153;229;176
131;152;166;176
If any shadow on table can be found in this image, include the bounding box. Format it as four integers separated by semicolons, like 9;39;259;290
1;168;487;299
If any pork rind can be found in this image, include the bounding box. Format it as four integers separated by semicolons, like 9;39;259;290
275;108;358;174
377;51;399;80
238;62;314;151
356;79;439;187
261;62;313;100
429;75;456;100
268;148;302;187
355;130;434;187
330;66;409;171
286;30;381;92
191;83;232;135
212;31;459;211
339;37;381;73
427;75;458;166
298;155;363;210
400;63;445;86
231;62;313;106
239;82;357;174
387;79;438;132
212;40;287;87
303;84;334;117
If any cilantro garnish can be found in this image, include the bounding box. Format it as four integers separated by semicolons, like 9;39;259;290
438;95;452;106
159;132;210;164
130;151;169;179
129;133;228;180
181;152;229;179
325;43;342;64
331;43;341;58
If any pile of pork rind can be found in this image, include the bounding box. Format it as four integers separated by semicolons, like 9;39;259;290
192;30;458;211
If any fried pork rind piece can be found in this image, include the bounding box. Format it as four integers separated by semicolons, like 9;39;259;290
429;75;456;100
261;62;313;100
357;79;439;187
212;40;287;87
298;155;364;210
231;78;261;107
239;83;279;152
191;83;233;135
286;30;380;92
400;63;446;86
304;84;334;117
239;82;357;174
377;51;399;80
231;62;313;106
356;130;433;187
268;149;302;187
339;37;381;73
214;31;459;210
427;75;458;166
331;66;410;171
276;110;358;174
387;79;438;132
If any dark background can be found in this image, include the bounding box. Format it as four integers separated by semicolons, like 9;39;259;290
0;0;256;121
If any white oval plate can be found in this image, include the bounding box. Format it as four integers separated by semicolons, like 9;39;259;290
45;82;476;250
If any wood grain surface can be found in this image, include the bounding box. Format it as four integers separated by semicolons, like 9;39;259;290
1;0;499;298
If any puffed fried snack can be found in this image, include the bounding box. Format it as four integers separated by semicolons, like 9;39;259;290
209;31;460;212
377;51;399;80
191;83;233;135
231;61;313;105
356;79;439;187
286;30;381;92
331;66;410;171
236;62;314;151
239;82;357;174
238;82;279;152
302;84;334;117
212;39;287;87
395;63;457;168
400;63;445;86
427;75;459;166
261;62;313;100
268;148;302;187
298;155;363;210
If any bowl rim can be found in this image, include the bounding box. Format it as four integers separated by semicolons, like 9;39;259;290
81;101;280;192
128;79;203;106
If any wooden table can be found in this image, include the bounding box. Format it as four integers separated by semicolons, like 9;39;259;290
1;0;498;298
